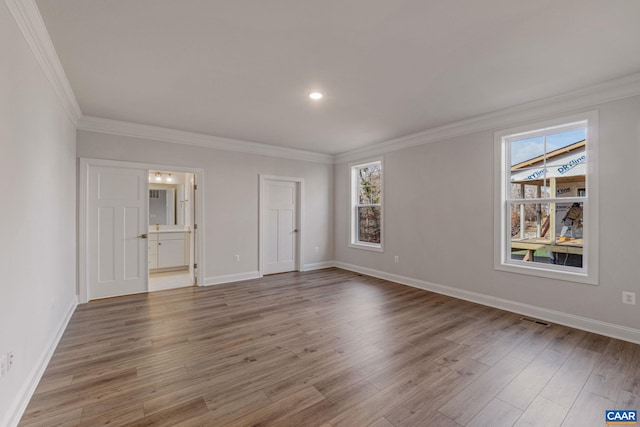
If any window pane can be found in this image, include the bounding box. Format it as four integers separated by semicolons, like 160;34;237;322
510;183;523;199
357;206;381;244
511;135;544;166
546;128;585;155
510;202;554;265
510;182;551;200
510;165;548;197
555;202;583;241
358;165;381;204
552;202;583;267
546;136;586;186
524;184;539;199
555;178;586;198
509;201;583;268
510;128;586;200
510;203;551;240
352;160;383;249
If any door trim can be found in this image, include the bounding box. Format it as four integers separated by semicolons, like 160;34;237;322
259;175;304;276
79;158;205;303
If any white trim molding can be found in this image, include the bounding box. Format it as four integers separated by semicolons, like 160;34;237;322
335;72;640;164
78;116;334;165
79;158;205;303
349;158;384;252
78;71;640;167
301;261;336;271
4;0;81;125
203;271;261;286
4;296;77;427
5;0;640;167
493;110;599;285
334;262;640;345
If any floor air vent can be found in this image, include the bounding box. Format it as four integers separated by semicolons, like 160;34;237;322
520;317;551;327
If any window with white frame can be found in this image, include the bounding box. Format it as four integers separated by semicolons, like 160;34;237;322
494;111;598;284
350;159;383;250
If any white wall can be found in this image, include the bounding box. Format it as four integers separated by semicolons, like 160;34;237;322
0;2;77;425
76;131;334;282
335;96;640;336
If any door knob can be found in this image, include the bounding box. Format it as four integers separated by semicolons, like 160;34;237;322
138;233;148;239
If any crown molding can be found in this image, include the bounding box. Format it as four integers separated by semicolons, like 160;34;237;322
77;116;335;164
335;72;640;164
5;0;82;125
8;0;640;165
78;71;640;166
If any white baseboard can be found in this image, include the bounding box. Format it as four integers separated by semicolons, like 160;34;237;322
5;295;78;427
301;261;337;271
334;261;640;345
202;271;261;286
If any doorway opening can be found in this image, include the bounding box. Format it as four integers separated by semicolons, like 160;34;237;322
148;170;197;292
79;158;204;303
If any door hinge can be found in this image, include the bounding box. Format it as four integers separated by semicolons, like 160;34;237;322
194;224;198;230
194;184;198;190
193;263;198;269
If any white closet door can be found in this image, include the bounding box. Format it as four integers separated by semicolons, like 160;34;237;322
263;180;297;274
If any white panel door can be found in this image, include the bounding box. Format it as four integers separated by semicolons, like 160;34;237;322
263;180;297;274
89;166;147;299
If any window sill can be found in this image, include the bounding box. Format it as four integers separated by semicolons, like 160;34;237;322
495;261;598;285
349;242;383;252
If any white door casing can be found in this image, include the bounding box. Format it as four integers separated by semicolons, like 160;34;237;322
260;176;303;275
189;173;197;285
88;165;148;299
80;158;206;303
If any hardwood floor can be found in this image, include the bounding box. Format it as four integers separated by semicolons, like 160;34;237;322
20;268;640;426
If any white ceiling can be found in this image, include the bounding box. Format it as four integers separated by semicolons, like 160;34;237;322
36;0;640;155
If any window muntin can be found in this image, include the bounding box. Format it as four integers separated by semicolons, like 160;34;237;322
350;160;382;250
496;112;598;284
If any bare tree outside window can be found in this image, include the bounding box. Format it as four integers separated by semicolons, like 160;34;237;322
353;162;382;246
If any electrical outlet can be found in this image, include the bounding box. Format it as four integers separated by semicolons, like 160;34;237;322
7;351;13;371
622;291;636;305
234;254;240;262
0;354;6;377
394;256;399;263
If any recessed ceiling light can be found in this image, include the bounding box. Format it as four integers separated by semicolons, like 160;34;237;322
309;91;323;100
